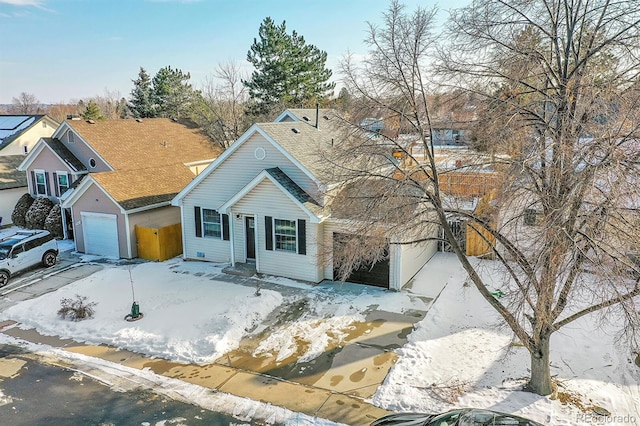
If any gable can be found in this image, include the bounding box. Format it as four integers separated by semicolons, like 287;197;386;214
182;131;319;210
232;179;313;221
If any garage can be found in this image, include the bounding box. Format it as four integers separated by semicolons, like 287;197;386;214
81;212;119;258
333;232;390;288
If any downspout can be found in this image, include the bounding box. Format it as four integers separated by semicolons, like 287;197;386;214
124;212;132;259
61;207;68;240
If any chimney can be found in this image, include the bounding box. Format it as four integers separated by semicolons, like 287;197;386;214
315;102;319;129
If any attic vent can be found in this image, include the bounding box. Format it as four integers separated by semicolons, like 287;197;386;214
323;115;330;120
302;116;310;121
136;118;143;123
87;120;96;124
292;128;300;134
161;141;168;147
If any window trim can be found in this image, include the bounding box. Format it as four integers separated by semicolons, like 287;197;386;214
202;208;222;239
273;218;297;253
34;169;48;196
56;170;70;196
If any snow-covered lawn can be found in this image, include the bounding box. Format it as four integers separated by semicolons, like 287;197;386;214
0;248;638;425
377;255;640;425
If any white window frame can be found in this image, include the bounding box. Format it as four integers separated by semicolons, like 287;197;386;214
34;169;47;196
274;218;297;253
202;208;222;239
56;171;70;196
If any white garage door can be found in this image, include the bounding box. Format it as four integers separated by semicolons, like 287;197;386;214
81;212;119;258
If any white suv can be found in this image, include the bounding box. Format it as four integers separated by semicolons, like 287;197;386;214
0;230;59;287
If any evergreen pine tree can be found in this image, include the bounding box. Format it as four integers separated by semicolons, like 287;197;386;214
81;100;105;121
151;66;195;119
244;18;335;116
130;67;155;118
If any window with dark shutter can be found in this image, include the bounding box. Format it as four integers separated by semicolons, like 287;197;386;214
44;172;50;195
53;172;58;196
265;216;273;250
195;206;202;237
222;214;230;241
297;219;306;255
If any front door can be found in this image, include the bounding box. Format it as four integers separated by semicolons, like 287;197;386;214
245;216;255;260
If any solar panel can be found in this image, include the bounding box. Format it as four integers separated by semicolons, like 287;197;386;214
0;116;36;141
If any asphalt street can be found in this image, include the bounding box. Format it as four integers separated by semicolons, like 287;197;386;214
0;344;251;426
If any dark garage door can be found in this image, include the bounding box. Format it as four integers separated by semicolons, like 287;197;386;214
333;232;390;288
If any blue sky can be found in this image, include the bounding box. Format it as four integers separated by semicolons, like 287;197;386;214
0;0;468;104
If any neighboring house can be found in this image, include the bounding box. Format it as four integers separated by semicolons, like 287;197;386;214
430;121;472;146
172;109;437;290
0;156;29;227
19;118;219;258
0;115;60;226
0;115;59;156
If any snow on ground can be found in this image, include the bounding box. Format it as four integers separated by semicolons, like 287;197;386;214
374;253;640;425
0;333;340;426
0;241;638;425
3;259;285;363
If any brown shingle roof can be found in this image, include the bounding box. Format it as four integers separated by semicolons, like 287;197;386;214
92;163;196;211
67;118;219;171
0;155;28;190
65;118;220;210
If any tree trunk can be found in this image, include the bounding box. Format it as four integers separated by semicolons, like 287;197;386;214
528;334;553;395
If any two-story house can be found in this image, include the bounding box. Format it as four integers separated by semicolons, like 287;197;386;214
19;118;219;258
172;109;437;290
0;115;60;226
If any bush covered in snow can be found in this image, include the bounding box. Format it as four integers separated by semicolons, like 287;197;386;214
58;295;97;321
44;204;63;239
11;193;35;227
25;197;54;230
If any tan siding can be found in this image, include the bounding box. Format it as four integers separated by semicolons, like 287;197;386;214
71;184;127;257
128;206;181;258
232;180;322;283
181;132;320;265
0;187;26;226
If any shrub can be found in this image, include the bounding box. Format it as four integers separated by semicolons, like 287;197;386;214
44;205;64;239
58;295;97;321
25;197;54;229
11;193;35;227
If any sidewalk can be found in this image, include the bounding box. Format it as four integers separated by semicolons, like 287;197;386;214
0;320;391;426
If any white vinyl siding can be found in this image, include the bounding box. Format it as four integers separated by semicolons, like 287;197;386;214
181;133;319;263
232;180;321;282
396;239;438;292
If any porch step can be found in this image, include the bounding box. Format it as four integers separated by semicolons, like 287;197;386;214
222;263;256;278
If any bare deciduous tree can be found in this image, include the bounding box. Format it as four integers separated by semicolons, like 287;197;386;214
10;92;44;114
334;0;640;396
191;61;250;150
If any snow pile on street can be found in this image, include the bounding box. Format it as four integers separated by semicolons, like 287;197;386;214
373;254;640;425
0;333;342;426
3;259;284;363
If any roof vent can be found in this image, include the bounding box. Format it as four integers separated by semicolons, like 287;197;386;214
87;119;96;124
302;116;310;121
292;128;299;134
136;118;143;123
